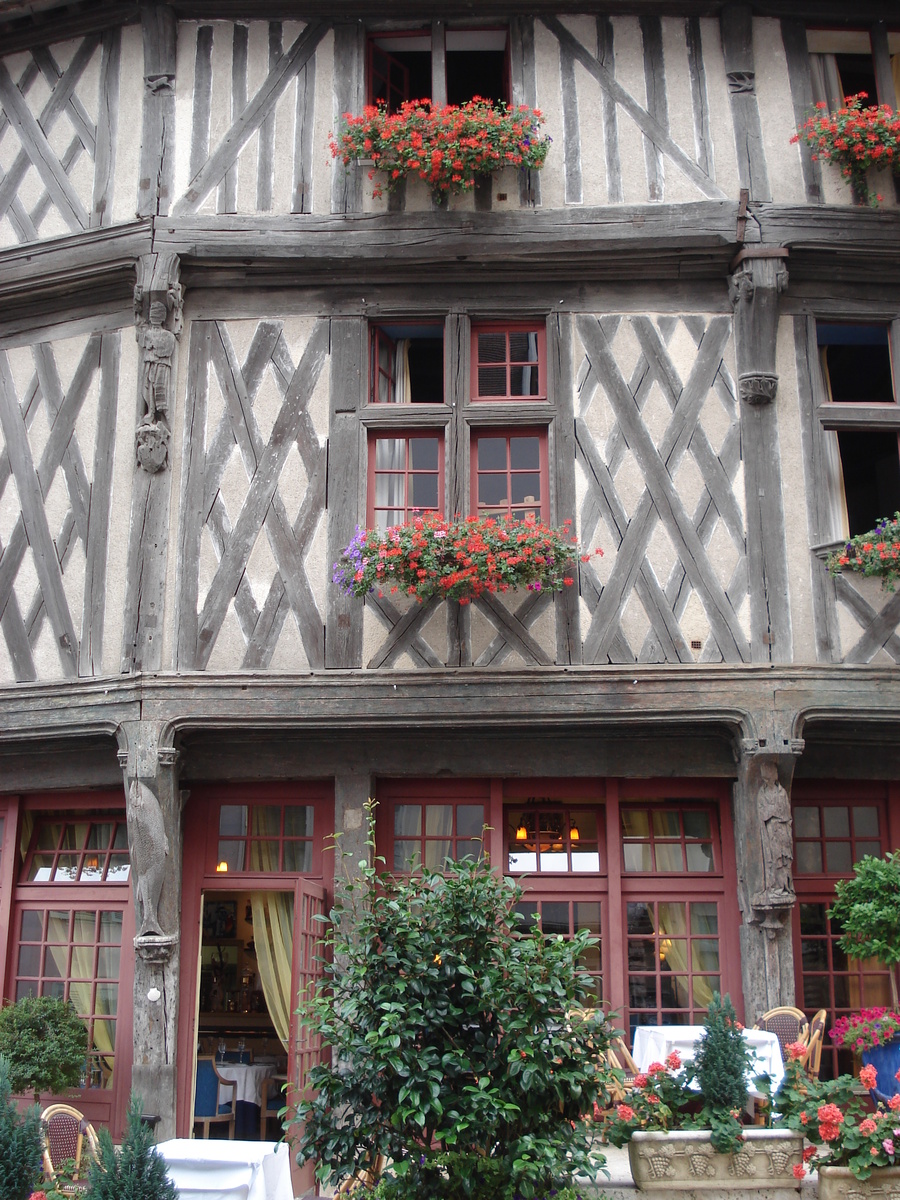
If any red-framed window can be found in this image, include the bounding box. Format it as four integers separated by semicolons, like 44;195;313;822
215;802;316;874
791;783;897;1080
369;323;445;406
23;815;130;883
368;28;510;111
620;805;719;874
469;427;548;521
515;896;604;1002
376;780;489;873
471;325;546;401
626;897;722;1028
368;431;444;530
507;806;602;874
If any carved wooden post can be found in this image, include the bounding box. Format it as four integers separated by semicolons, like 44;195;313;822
730;250;793;663
139;1;176;217
121;252;182;671
733;721;803;1022
118;720;182;1141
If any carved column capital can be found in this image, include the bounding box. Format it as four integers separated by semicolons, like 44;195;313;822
134;252;182;473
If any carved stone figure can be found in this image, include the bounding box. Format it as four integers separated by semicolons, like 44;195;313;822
138;301;177;424
135;422;170;474
128;779;170;938
756;761;795;907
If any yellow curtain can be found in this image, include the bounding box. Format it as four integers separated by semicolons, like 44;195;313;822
656;903;716;1011
45;911;116;1088
251;892;294;1050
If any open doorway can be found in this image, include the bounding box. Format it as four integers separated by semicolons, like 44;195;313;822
195;890;292;1139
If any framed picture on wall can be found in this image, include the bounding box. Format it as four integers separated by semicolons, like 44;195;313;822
203;899;238;940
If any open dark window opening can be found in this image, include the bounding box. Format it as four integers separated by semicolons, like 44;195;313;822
818;323;900;536
368;29;510;111
370;323;444;405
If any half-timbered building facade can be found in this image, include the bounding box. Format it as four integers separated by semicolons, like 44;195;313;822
0;0;899;1163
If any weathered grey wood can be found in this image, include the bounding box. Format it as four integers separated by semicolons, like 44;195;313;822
473;593;553;665
194;321;328;669
190;26;214;183
79;329;119;675
793;315;840;663
219;23;248;214
559;43;583;206
91;29;121;227
685;17;712;180
780;20;822;205
597;16;623;205
0;56;92;231
431;20;447;108
367;595;442;669
257;22;282;212
31;45;97;160
204;493;262;646
474;589;552;667
509;15;541;206
331;23;365;215
325;318;364;668
173;323;211;670
291;51;316;214
818;403;900;430
0;355;79;676
870;21;900;205
834;575;900;664
548;312;581;665
720;4;771;202
138;2;176;217
0;581;36;682
640;16;667;202
578;314;749;664
542;15;726;200
446;312;468;517
176;21;328;215
473;174;492;212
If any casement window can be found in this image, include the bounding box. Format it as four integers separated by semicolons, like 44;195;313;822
806;29;900;109
791;784;896;1080
376;780;488;873
368;27;510;111
214;802;316;874
816;322;900;537
364;317;552;530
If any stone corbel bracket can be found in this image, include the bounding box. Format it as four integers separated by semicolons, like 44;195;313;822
729;247;789;406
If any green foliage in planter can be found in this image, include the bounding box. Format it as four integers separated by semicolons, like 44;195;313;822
828;852;900;1006
0;1057;42;1200
0;997;88;1102
827;513;900;592
791;94;900;207
291;808;614;1200
86;1091;178;1200
692;992;753;1153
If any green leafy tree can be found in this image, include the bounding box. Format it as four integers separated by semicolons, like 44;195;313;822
0;997;88;1103
0;1056;42;1200
291;810;614;1200
828;852;900;1006
86;1092;178;1200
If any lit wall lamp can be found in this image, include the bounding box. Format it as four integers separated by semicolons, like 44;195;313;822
216;861;229;873
569;821;580;842
515;821;529;842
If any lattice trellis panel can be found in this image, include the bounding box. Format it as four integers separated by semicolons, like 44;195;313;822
0;31;122;248
0;331;120;682
575;313;750;664
171;20;325;217
176;317;329;672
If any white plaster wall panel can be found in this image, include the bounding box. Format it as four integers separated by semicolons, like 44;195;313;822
663;19;706;198
574;55;607;205
112;23;142;226
609;17;650;206
173;312;329;672
0;324;129;682
532;20;565;210
753;17;806;204
701;19;741;199
173;22;197;206
774;315;816;665
0;29;134;247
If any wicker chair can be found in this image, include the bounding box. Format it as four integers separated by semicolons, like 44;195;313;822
41;1104;100;1195
754;1006;810;1061
606;1036;641;1104
800;1009;828;1081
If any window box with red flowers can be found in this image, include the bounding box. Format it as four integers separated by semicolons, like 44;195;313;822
329;98;551;205
792;94;900;208
332;513;595;605
827;514;900;591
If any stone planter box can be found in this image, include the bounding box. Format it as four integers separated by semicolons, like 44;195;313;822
627;1129;804;1191
817;1166;900;1200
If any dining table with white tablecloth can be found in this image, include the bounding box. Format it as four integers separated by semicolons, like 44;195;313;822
631;1025;785;1098
156;1139;293;1200
213;1062;278;1140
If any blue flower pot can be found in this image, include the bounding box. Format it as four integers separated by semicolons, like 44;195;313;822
861;1038;900;1104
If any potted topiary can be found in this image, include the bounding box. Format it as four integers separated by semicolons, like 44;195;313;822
291;803;615;1199
605;994;804;1191
85;1091;178;1200
827;852;900;1100
0;997;88;1105
0;1056;42;1200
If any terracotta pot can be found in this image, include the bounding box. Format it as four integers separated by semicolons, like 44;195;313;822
817;1165;900;1200
627;1128;804;1191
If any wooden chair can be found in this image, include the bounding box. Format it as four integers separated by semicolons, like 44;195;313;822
193;1056;237;1139
607;1037;640;1105
41;1103;100;1194
754;1006;810;1061
800;1009;827;1081
259;1074;285;1140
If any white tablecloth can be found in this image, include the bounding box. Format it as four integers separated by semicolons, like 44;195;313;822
216;1062;277;1107
157;1139;292;1200
632;1025;784;1097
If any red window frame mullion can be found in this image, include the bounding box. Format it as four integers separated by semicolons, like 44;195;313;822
470;323;547;402
368;430;445;527
469;426;548;521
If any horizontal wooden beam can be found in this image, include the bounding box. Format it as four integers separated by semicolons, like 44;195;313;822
818;403;900;430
